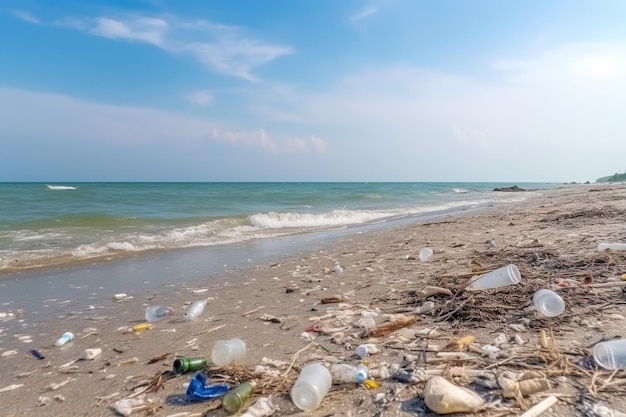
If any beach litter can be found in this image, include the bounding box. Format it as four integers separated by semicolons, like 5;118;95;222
422;376;484;414
145;305;175;322
183;300;207;321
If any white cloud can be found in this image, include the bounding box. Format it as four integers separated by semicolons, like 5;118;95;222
92;17;167;46
284;135;328;153
13;10;40;24
247;42;626;180
183;39;293;82
66;14;293;81
185;90;214;107
350;6;378;23
0;88;326;156
211;128;277;151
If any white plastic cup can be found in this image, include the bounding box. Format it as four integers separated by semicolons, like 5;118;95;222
355;345;368;358
593;339;626;370
211;338;246;366
291;363;332;411
419;247;433;261
467;264;521;291
533;289;565;317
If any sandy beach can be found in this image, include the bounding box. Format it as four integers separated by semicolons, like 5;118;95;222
2;183;626;417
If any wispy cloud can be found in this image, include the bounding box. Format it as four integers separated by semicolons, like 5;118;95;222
52;14;293;81
0;88;326;155
185;90;214;107
13;10;40;24
91;17;167;46
349;5;378;23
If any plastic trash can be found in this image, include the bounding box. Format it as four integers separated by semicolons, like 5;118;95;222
222;381;256;413
593;339;626;370
330;363;368;383
131;323;152;332
184;300;207;321
423;376;484;414
81;348;102;360
186;372;229;401
598;243;626;251
467;264;521;291
419;247;433;261
291;363;332;412
212;338;246;366
174;357;207;374
55;332;74;347
240;397;278;417
29;349;45;360
355;345;369;358
145;306;175;322
533;289;565;317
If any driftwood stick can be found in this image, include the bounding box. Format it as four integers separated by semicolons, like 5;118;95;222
518;395;558;417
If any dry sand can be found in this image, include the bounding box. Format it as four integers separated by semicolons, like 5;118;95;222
1;183;626;417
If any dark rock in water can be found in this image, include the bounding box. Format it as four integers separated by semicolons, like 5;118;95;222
493;185;527;192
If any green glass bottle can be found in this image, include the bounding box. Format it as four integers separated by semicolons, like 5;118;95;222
173;357;207;374
222;381;256;413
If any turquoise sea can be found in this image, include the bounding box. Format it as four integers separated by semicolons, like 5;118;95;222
0;182;559;275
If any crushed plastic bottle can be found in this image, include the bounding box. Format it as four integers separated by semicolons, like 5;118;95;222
330;363;368;383
145;306;175;322
186;372;229;401
184;300;207;321
55;332;74;347
222;381;256;413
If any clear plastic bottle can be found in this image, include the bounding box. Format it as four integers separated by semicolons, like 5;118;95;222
212;338;246;366
145;306;174;322
183;300;207;321
222;381;256;413
291;363;332;412
330;363;368;383
593;339;626;370
55;332;74;346
533;289;565;317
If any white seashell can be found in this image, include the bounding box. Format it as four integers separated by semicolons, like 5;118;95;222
423;376;484;414
81;348;102;360
183;300;207;321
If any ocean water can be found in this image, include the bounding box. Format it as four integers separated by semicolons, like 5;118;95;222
0;182;558;274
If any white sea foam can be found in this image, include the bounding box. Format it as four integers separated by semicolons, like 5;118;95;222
249;209;398;229
46;185;77;190
452;188;470;194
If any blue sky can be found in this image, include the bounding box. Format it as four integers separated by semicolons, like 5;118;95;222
1;0;625;182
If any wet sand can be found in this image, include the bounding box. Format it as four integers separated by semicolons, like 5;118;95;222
1;183;626;416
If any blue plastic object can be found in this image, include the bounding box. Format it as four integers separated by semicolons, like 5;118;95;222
186;373;229;401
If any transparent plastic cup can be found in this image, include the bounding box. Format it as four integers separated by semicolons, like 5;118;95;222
593;339;626;370
533;289;565;317
211;338;247;366
419;247;433;261
467;264;521;291
290;363;332;411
